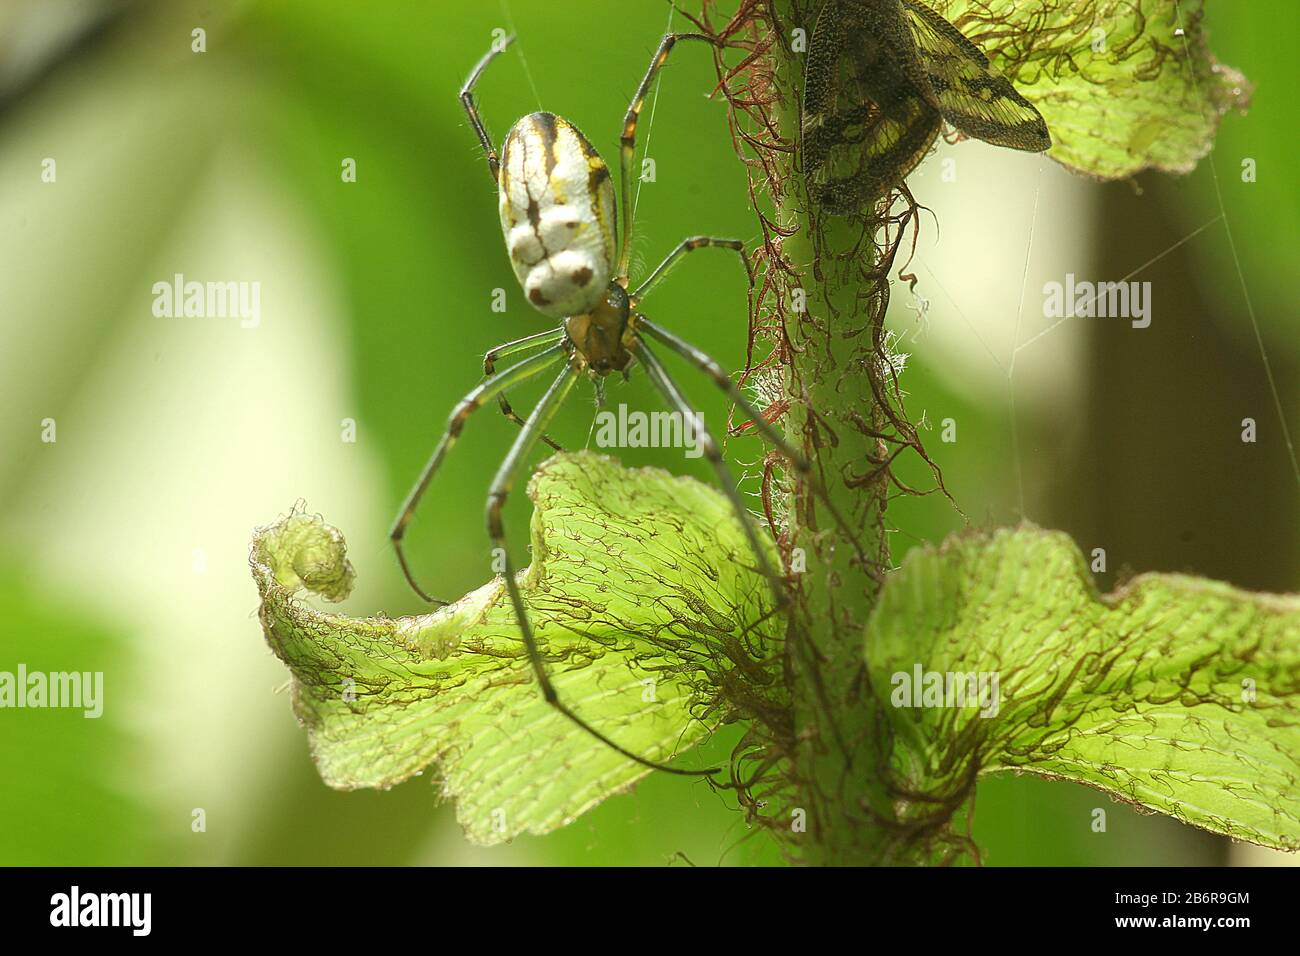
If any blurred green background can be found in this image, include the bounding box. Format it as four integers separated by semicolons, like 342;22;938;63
0;0;1294;865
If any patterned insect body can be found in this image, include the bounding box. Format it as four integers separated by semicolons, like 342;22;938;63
802;0;1052;213
498;111;617;320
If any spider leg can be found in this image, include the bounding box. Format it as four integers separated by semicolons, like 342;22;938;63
390;343;565;604
461;35;514;181
484;329;566;451
616;32;719;282
631;337;789;612
631;236;754;307
636;318;807;469
488;362;720;777
636;317;863;557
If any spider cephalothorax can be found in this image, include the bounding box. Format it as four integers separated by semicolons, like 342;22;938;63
564;283;634;375
389;33;817;777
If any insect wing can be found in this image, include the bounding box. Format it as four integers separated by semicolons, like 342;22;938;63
900;0;1051;152
802;0;942;213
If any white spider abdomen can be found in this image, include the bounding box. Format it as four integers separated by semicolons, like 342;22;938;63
498;112;616;319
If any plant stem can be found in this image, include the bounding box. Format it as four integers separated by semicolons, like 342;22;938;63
780;216;900;864
716;0;904;864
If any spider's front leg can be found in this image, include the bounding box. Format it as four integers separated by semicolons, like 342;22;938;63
616;32;720;283
460;34;514;181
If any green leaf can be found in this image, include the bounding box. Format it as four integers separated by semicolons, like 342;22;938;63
934;0;1251;179
250;452;780;845
867;526;1300;850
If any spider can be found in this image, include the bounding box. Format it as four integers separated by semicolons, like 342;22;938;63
389;32;813;777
